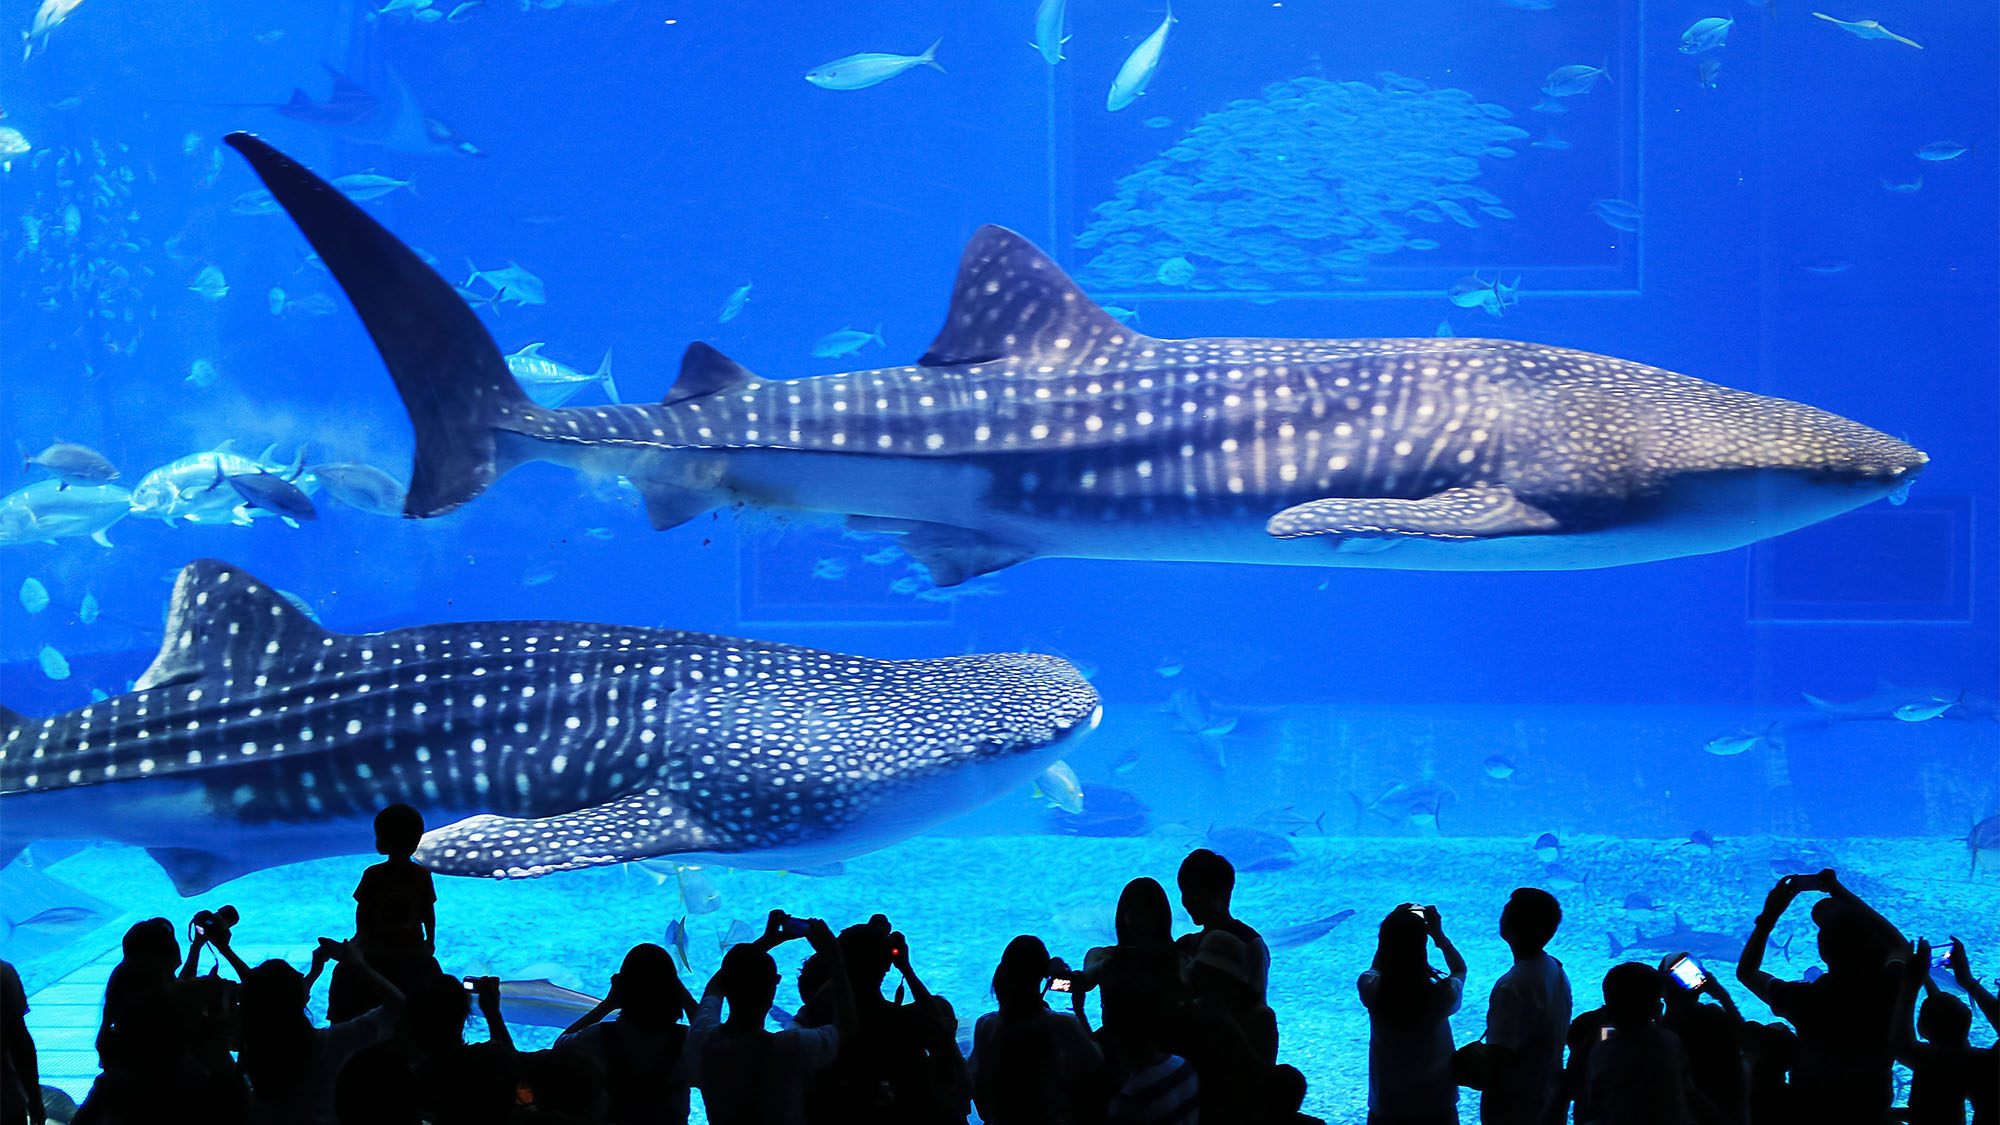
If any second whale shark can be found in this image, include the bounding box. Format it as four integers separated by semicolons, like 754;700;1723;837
0;560;1099;893
227;134;1927;587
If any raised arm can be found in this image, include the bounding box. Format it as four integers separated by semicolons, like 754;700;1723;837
1426;906;1467;982
1888;939;1930;1066
1948;936;1998;1031
1737;876;1808;1002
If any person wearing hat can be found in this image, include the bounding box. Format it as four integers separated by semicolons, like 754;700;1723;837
1184;930;1280;1122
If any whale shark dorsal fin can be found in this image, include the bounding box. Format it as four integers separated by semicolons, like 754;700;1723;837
919;225;1139;367
665;342;755;405
135;559;329;692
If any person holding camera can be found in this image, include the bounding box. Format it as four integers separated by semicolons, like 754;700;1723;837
556;942;701;1125
968;934;1104;1125
1657;951;1745;1125
1888;937;1994;1125
1357;903;1465;1125
1736;869;1905;1125
1580;963;1701;1125
806;916;963;1125
239;938;406;1125
690;910;852;1125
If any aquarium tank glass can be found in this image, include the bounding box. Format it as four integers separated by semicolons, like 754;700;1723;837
1;0;1994;1121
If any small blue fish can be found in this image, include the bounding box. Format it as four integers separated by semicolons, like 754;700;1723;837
719;282;752;323
1531;130;1571;151
1481;754;1516;780
1267;911;1356;949
1881;176;1923;194
861;546;902;566
806;40;944;90
719;918;757;953
812;325;884;358
1533;832;1562;861
1698;59;1723;88
1893;692;1961;722
1915;141;1968;162
1591;198;1642;232
20;577;50;614
1810;12;1922;48
1680;17;1734;54
677;865;722;915
78;591;100;623
1155;256;1195;286
38;645;70;681
1107;6;1176;112
1541;64;1610;98
1033;0;1069;65
1034;761;1085;813
811;557;849;581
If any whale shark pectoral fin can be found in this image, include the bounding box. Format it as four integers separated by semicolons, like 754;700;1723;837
1265;485;1560;541
846;516;1035;586
918;226;1144;367
147;846;262;896
415;792;706;879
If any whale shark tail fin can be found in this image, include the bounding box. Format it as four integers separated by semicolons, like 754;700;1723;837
920;225;1146;368
224;133;528;519
136;558;331;693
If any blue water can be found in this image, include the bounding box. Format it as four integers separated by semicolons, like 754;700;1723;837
2;0;1996;1120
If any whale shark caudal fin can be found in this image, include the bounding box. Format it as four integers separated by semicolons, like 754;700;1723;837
135;558;330;693
919;225;1149;367
224;133;527;519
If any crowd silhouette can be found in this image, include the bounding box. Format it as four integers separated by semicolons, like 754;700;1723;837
2;806;1994;1125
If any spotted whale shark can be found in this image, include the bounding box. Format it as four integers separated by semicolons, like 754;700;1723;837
0;560;1100;894
227;133;1927;587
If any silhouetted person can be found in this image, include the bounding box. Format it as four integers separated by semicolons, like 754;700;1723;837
240;939;404;1125
1101;980;1198;1124
333;804;438;1021
1737;870;1905;1125
1074;879;1191;1055
1657;952;1745;1125
1582;962;1700;1125
1479;887;1571;1125
557;942;700;1124
1184;930;1277;1121
690;911;851;1125
1;960;41;1125
1175;850;1270;1004
969;934;1103;1125
78;915;240;1124
808;917;960;1124
1737;1021;1798;1125
1268;1063;1325;1125
1891;938;1995;1125
1357;903;1465;1125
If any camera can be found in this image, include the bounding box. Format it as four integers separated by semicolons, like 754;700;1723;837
778;914;810;939
191;905;238;939
1047;974;1074;994
1664;953;1708;992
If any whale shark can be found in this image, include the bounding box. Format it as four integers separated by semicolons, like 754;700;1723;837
226;132;1927;587
0;560;1100;894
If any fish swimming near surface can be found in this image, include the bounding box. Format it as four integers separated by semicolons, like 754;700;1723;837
1032;0;1069;65
1267;911;1356;950
504;343;618;407
0;481;132;547
0;559;1101;893
1108;6;1174;111
225;134;1928;587
1811;12;1922;48
805;40;943;90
